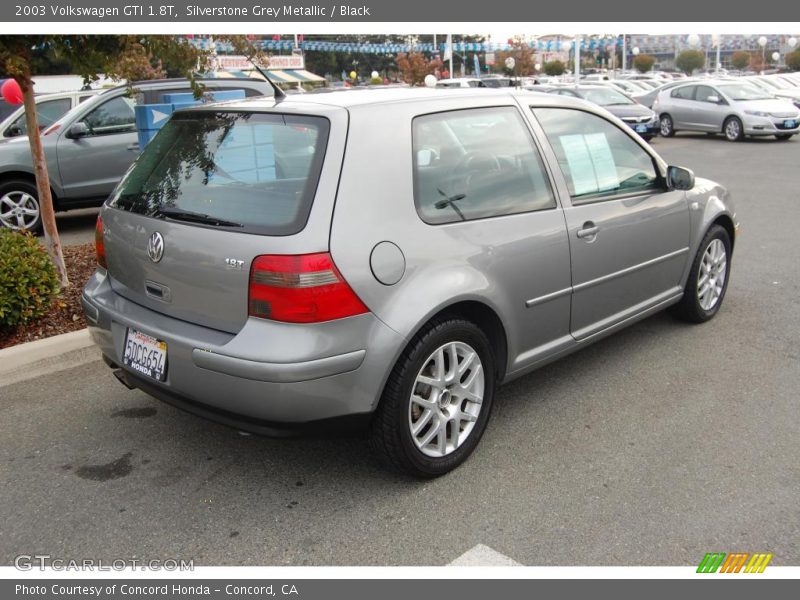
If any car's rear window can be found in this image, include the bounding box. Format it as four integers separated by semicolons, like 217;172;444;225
109;111;330;236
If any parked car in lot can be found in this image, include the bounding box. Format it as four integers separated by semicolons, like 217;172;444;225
83;88;738;477
546;85;659;140
435;78;488;88
0;78;273;232
0;89;101;140
745;75;800;108
631;78;698;109
655;80;800;141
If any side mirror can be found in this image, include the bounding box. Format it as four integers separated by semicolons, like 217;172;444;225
706;95;721;104
6;125;23;138
667;165;695;191
66;122;89;139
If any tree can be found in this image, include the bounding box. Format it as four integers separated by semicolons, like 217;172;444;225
543;60;566;76
786;50;800;72
675;50;705;75
396;52;443;86
632;54;656;73
0;35;264;287
731;51;751;70
496;37;536;76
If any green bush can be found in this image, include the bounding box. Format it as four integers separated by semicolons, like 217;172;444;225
676;50;705;75
0;229;60;327
543;60;566;76
633;54;656;73
786;50;800;72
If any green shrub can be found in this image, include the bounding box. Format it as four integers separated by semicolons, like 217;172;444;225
633;54;656;73
543;60;566;76
676;50;705;75
786;50;800;72
0;229;60;327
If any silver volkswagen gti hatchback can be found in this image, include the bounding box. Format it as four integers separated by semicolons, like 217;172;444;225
83;89;738;477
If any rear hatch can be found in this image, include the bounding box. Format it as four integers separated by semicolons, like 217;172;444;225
102;105;346;334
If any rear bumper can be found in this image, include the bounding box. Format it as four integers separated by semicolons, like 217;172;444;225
82;270;405;425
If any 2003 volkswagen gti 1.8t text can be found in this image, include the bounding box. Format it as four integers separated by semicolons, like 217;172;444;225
82;88;738;477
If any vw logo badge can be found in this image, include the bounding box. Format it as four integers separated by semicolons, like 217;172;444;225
147;231;165;263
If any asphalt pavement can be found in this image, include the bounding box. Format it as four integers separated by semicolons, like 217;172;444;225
1;133;798;566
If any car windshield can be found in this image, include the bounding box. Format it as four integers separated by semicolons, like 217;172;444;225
717;83;774;101
763;77;791;90
109;111;330;236
580;88;633;106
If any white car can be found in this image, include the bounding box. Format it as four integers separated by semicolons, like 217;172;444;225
435;78;488;89
0;89;101;140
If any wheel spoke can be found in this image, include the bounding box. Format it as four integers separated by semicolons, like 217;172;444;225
458;351;476;376
418;421;440;448
411;393;437;411
411;409;434;436
458;410;477;423
449;417;461;450
436;422;447;455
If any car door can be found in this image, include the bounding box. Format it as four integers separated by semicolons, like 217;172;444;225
407;104;573;369
666;85;697;128
691;85;727;131
55;94;139;199
530;106;691;340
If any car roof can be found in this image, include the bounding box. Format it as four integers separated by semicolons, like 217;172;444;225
183;87;598;112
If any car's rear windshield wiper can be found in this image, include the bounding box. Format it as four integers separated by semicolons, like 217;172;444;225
154;207;243;228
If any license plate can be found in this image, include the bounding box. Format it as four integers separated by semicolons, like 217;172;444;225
784;119;797;129
635;124;648;133
123;328;167;381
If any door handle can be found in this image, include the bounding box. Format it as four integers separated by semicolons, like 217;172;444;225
576;222;599;239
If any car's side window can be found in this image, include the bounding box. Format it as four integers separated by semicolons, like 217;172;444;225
4;98;71;137
412;106;557;225
671;85;696;100
533;108;663;202
80;96;136;136
695;85;718;103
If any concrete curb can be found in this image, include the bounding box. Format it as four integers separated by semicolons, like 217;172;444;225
0;328;100;388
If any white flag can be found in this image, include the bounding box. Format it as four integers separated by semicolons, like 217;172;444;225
443;34;453;61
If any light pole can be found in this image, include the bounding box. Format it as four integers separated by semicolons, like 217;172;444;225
758;36;768;72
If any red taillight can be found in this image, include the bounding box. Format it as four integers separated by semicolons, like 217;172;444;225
248;252;369;323
95;215;107;269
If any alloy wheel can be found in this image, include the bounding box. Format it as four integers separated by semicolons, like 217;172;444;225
408;341;484;458
0;191;40;230
697;238;727;311
660;116;673;136
725;119;741;141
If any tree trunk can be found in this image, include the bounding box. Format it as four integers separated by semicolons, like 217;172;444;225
19;75;69;288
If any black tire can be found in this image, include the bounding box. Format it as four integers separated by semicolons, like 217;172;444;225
0;179;42;234
671;225;732;323
723;116;744;142
659;114;675;137
775;133;793;141
368;317;496;478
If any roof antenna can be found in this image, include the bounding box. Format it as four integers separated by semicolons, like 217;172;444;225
250;58;285;101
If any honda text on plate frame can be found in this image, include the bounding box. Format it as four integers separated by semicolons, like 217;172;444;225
83;89;738;477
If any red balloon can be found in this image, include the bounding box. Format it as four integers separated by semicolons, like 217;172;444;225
1;79;23;105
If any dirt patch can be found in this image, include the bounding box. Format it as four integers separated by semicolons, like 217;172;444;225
0;242;97;349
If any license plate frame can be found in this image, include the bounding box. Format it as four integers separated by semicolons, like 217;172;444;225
783;119;797;129
635;124;648;133
123;328;167;382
